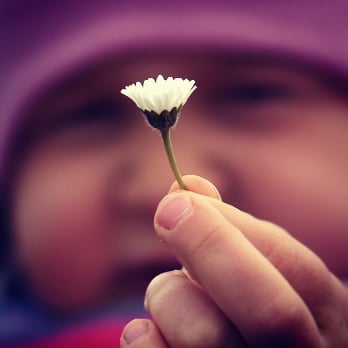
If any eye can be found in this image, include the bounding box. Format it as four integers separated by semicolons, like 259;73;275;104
218;82;295;106
205;81;299;131
49;100;129;133
64;101;124;126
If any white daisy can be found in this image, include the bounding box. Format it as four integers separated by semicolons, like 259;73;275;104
121;74;197;115
120;75;196;190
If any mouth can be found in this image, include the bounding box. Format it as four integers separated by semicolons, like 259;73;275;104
110;258;181;301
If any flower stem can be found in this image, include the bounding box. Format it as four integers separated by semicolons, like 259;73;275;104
161;129;186;190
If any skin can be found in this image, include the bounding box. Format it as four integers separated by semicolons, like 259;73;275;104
121;176;348;347
8;54;348;345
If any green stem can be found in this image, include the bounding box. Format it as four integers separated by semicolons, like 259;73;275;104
161;129;186;190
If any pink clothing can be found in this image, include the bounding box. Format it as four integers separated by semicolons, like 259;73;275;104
4;320;125;348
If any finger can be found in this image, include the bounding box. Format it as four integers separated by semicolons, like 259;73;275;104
154;191;321;347
169;175;222;200
145;270;247;348
120;319;168;348
201;196;336;328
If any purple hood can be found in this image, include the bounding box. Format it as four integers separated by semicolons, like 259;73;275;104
1;0;348;190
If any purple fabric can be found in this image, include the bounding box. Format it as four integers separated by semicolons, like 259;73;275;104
1;0;348;184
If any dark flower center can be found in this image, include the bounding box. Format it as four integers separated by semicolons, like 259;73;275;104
143;106;181;132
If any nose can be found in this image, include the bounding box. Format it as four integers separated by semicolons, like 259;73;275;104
115;126;186;209
114;115;232;210
109;111;242;267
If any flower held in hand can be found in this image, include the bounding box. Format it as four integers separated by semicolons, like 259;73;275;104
121;75;197;189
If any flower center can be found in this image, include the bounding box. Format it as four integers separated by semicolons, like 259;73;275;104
143;106;181;132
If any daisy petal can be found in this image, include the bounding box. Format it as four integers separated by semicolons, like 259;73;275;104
121;75;196;114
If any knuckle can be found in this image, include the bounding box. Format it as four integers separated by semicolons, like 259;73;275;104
188;221;227;261
258;222;333;305
250;294;312;346
256;294;304;331
178;318;231;348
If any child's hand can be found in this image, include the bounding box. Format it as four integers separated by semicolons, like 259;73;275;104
120;175;348;348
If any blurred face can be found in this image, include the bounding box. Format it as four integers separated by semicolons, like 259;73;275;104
11;53;348;313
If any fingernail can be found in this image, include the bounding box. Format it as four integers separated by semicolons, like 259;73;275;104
144;272;174;311
211;183;222;201
156;193;193;230
122;320;150;345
